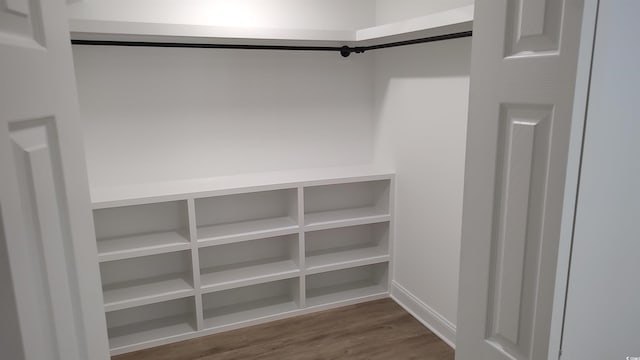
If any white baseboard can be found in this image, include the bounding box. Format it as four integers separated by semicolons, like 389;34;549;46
390;281;457;349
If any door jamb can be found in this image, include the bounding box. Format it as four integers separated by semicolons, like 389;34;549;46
546;1;600;358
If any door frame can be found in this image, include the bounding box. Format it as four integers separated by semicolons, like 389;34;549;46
547;0;599;358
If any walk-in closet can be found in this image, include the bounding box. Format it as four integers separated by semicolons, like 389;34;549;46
4;1;635;360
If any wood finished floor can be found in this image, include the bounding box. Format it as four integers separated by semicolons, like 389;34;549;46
113;299;455;360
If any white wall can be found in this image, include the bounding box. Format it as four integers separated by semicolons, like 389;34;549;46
374;37;471;341
375;0;474;25
67;0;375;30
73;46;375;188
561;1;640;358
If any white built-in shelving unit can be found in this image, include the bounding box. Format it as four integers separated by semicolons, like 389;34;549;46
91;167;394;355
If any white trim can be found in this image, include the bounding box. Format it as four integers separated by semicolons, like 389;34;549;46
547;1;599;359
390;281;456;349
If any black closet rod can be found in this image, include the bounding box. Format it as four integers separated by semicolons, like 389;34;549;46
71;30;472;57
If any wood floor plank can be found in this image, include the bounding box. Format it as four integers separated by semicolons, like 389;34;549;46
113;298;455;360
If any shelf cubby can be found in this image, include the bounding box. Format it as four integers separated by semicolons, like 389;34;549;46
199;234;300;292
93;201;190;262
305;222;389;274
100;251;194;312
195;188;299;245
106;296;197;351
202;279;300;329
305;263;388;308
304;180;390;230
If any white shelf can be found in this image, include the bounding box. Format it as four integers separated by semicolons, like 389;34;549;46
91;166;393;209
197;217;298;246
200;259;300;292
306;245;389;274
103;273;194;312
305;207;390;231
306;281;388;308
69;6;473;48
203;297;299;330
97;230;190;262
109;314;196;350
70;19;354;45
356;5;473;45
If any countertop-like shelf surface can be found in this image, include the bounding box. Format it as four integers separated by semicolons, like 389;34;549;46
91;166;394;208
70;5;473;48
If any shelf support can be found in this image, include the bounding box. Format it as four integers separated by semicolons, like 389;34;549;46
187;198;204;331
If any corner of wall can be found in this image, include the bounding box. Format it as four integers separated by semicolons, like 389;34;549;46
390;281;456;348
372;37;471;350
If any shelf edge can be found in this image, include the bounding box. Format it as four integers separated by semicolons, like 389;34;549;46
306;255;390;275
200;269;300;294
104;288;195;313
197;225;299;248
304;214;391;232
98;242;191;263
69;6;474;51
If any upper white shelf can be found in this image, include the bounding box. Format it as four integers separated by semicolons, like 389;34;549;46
91;166;394;208
69;20;354;46
69;5;473;48
356;5;473;46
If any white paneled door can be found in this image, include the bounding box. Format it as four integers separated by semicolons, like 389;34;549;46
456;1;585;359
0;0;109;359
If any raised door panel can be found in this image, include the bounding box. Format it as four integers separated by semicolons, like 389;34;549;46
505;0;562;56
0;0;45;47
487;105;552;358
6;118;78;360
